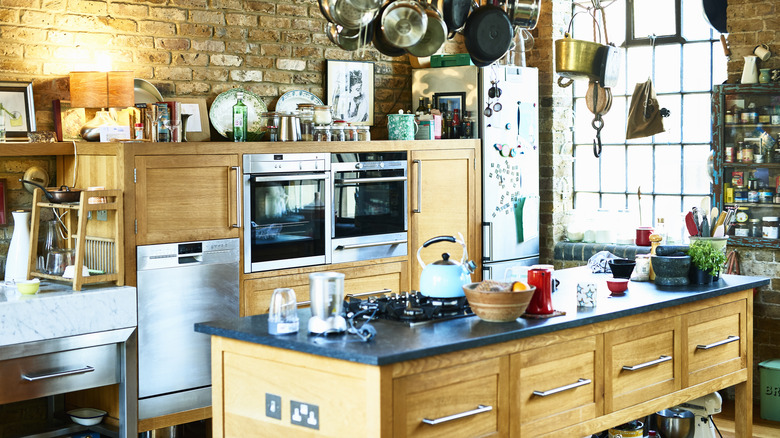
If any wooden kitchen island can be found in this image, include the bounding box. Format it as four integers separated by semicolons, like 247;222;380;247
196;267;767;437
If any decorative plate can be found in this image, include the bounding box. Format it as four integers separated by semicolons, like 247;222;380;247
275;89;324;113
209;88;268;140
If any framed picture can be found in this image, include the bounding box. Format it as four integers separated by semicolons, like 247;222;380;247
53;99;86;142
175;97;210;142
0;81;36;137
326;60;374;126
433;92;466;115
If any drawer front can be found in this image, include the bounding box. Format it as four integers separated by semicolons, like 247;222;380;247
512;336;600;437
0;343;120;405
394;357;508;437
686;299;746;386
606;317;681;412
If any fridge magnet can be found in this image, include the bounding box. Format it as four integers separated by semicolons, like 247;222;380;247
326;60;374;126
0;81;36;138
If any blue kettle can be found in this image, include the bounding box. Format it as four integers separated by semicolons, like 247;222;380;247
417;234;476;298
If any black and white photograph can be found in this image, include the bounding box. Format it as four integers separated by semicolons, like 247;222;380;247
326;60;374;126
0;81;36;138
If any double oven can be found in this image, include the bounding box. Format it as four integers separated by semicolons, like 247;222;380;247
243;152;407;273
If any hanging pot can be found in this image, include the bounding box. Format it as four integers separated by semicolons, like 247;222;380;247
381;0;428;48
372;3;407;57
407;0;448;57
441;0;472;38
320;0;376;30
554;34;603;83
507;0;540;30
463;3;514;67
327;21;374;51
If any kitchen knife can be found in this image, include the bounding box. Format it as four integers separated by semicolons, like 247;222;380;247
685;211;699;236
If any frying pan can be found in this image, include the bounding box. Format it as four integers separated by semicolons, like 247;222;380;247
20;179;82;203
407;0;448;57
463;3;514;67
441;0;472;38
372;3;407;57
702;0;727;34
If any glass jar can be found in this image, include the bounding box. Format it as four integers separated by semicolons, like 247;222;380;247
330;125;345;142
750;218;762;237
297;104;315;141
741;141;754;163
346;124;358;141
356;126;370;141
760;189;774;204
762;216;779;238
314;105;332;125
733;222;749;237
735;206;750;224
759;106;772;124
260;112;280;142
725;110;735;124
314;125;331;142
724;144;735;163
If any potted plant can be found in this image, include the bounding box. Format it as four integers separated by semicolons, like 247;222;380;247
687;239;727;284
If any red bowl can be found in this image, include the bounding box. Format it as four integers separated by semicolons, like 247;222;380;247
606;278;629;294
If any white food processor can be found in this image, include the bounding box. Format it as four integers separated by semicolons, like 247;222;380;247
674;392;722;438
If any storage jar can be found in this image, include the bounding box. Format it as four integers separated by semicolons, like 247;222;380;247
763;217;779;239
750;218;762;237
314;105;332;125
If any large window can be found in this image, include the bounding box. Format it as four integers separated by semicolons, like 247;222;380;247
571;0;727;243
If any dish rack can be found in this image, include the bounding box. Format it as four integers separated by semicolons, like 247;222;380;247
26;188;124;291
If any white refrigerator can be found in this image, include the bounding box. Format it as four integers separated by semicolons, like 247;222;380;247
412;65;540;280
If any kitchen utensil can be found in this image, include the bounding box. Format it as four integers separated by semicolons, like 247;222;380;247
406;0;448;57
387;112;418;140
320;0;377;29
741;55;759;84
700;216;709;238
709;206;719;234
308;272;348;334
22;166;49;194
268;287;299;335
381;0;427;48
462;281;535;322
46;248;75;276
327;21;374;51
345;0;382;12
606;278;629;295
463;3;514;67
651;255;691;286
417;234;476;298
609;258;636;279
277;112;301;142
525;267;554;314
16;278;40;295
134;78;164;104
702;0;727;34
67;408;107;426
441;0;471;37
506;0;540;29
653;407;695;438
372;2;407;56
635;226;653;246
685;211;699;237
713;211;727;236
20;179;82;203
554;33;603;84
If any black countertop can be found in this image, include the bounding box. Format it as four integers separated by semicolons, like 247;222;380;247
195;267;768;366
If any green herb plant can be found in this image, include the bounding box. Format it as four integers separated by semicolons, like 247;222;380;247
686;240;727;276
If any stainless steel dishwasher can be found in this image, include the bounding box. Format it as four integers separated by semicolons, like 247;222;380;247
136;238;239;420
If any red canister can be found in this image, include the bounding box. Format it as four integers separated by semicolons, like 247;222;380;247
526;268;554;315
635;227;654;246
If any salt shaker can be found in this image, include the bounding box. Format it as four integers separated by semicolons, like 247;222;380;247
268;287;299;335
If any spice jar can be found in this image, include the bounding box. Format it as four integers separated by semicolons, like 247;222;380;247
750;218;762;237
314;125;331;142
330;124;346;142
297;104;315;141
724;144;735;163
346;124;358;141
356;125;371;141
741;141;754;163
763;216;779;238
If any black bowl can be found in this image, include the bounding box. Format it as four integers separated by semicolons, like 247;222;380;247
609;258;636;279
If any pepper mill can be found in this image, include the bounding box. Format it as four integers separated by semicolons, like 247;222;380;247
649;233;663;281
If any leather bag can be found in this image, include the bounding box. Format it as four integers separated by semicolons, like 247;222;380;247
626;78;665;140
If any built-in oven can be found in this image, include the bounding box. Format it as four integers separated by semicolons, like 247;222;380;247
331;152;408;263
243;153;331;273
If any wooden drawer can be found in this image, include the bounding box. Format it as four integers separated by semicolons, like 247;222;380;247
393;357;509;437
605;317;681;412
685;299;747;386
243;261;406;315
0;343;120;405
511;336;601;437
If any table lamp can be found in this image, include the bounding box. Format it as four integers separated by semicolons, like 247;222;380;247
69;71;134;141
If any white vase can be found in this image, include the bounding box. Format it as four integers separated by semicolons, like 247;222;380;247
741;55;759;84
4;210;31;282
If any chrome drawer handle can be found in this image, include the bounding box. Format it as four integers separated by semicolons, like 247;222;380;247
335;239;407;250
422;404;493;425
622;355;672;371
22;365;95;381
412;159;422;213
336;176;408;184
532;378;592;397
696;335;740;350
231;166;241;229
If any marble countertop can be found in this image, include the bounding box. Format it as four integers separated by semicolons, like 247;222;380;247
0;281;137;347
195;267;769;366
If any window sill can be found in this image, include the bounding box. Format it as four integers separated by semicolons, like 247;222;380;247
554;241;652;262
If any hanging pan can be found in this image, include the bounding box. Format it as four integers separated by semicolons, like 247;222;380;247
463;1;514;67
507;0;540;29
441;0;472;38
407;0;448;57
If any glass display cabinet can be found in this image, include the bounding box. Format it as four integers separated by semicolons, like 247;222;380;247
712;83;780;248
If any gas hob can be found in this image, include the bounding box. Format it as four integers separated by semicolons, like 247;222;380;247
343;291;474;326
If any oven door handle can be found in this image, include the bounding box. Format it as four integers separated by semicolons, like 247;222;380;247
335;239;408;250
412;159;422;213
335;176;408;184
231;166;241;229
253;174;329;182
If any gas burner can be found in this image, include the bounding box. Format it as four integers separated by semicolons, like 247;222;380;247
343;291;473;325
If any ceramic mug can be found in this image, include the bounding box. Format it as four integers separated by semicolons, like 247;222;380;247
755;43;772;61
387;113;418;140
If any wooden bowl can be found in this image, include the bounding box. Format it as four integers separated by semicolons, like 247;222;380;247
463;281;536;322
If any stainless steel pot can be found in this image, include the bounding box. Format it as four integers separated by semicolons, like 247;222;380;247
407;0;447;57
320;0;376;29
381;0;427;48
507;0;540;29
327;21;373;51
278;112;301;142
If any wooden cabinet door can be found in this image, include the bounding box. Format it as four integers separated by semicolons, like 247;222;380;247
243;261;407;316
409;148;477;291
511;336;602;437
684;299;747;386
135;155;240;245
393;356;509;437
605;316;682;412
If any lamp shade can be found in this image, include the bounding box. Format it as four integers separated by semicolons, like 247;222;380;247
69;71;134;108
